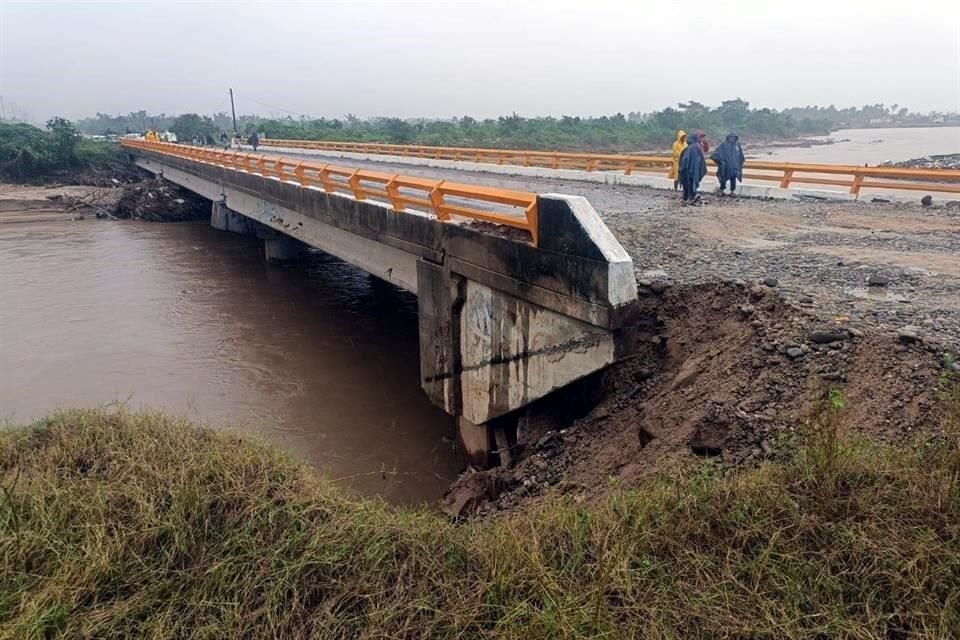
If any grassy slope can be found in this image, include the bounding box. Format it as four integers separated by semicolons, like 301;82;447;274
1;399;958;639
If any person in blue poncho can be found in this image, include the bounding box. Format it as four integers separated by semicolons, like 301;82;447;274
711;133;745;197
678;131;708;205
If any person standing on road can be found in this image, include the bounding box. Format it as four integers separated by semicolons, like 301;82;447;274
679;131;707;205
248;131;260;151
696;129;710;155
711;133;745;196
669;130;687;191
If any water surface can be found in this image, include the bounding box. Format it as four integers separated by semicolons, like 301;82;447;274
0;219;460;504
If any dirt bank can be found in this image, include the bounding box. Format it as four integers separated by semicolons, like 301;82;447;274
0;183;124;223
446;280;954;516
0;177;210;224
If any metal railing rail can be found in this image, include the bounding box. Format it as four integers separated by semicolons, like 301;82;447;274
121;139;540;244
260;138;960;196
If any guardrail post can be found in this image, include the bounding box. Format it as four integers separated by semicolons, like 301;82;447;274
624;161;634;176
586;158;597;172
294;162;305;186
256;155;266;175
850;171;865;196
385;175;403;211
318;165;334;193
429;183;449;220
276;159;286;181
348;170;365;200
779;168;794;189
523;153;530;167
526;202;538;246
553;154;560;170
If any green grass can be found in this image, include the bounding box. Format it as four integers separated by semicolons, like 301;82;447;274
1;392;958;639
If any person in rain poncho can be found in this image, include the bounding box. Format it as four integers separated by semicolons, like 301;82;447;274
696;130;710;155
711;133;745;196
669;130;687;191
678;131;707;204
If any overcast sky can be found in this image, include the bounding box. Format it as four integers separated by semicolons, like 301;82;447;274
1;0;958;124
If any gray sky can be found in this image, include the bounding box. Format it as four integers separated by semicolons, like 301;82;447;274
1;0;959;124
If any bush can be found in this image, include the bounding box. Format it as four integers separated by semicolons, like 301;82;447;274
0;119;124;182
1;396;958;639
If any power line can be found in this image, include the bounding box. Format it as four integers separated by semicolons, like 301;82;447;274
235;92;312;119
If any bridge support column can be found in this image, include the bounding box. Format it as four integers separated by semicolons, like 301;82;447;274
456;417;492;468
263;233;307;264
211;202;255;234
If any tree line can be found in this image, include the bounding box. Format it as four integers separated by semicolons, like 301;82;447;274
58;99;960;153
0;118;123;181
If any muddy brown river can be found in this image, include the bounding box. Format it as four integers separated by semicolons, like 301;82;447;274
0;219;461;504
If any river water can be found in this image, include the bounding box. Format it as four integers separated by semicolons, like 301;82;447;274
750;126;960;164
0;219;461;504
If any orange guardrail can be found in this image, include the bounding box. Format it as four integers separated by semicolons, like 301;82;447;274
121;139;540;244
260;138;960;196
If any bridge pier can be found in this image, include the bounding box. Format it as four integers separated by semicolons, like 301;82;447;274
211;201;255;234
212;202;307;264
263;233;307;264
456;417;492;468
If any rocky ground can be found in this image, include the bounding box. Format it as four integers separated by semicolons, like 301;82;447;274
883;153;960;170
602;191;960;355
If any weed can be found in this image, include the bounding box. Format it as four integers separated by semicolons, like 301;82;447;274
1;408;958;639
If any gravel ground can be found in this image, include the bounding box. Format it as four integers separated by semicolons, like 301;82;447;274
274;154;960;354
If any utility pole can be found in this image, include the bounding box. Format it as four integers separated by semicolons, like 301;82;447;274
229;88;238;135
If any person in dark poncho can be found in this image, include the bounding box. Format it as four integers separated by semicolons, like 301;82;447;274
711;133;745;196
678;131;708;204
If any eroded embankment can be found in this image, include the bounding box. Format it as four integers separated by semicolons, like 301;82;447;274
0;176;210;224
446;280;954;515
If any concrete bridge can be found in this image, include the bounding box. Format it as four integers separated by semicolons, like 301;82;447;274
122;140;639;466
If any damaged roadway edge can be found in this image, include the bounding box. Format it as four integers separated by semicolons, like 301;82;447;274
443;279;955;517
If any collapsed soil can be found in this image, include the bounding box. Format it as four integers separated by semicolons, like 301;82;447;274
446;280;954;516
0;176;210;224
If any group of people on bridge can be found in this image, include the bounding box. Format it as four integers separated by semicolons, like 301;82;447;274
669;130;745;205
